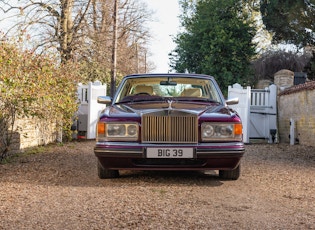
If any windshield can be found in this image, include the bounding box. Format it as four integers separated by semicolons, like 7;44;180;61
114;76;223;104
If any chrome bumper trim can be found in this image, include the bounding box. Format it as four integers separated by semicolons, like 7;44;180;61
94;142;245;158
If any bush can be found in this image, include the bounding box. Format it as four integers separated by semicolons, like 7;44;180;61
0;41;80;161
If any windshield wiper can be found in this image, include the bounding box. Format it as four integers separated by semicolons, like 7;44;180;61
116;95;165;104
177;97;220;103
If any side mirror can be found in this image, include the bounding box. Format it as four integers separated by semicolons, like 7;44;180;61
97;96;112;105
226;97;239;105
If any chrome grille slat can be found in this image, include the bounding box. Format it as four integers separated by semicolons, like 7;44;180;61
142;113;198;143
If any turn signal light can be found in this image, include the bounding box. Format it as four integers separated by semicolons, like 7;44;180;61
234;123;242;135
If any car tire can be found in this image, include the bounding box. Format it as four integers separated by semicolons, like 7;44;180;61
219;164;240;180
97;161;119;179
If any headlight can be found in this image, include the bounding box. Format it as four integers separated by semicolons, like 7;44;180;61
97;122;139;141
201;123;242;141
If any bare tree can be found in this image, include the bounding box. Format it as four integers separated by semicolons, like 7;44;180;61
252;50;312;81
0;0;92;63
83;0;153;72
117;0;153;74
73;0;153;88
0;0;154;84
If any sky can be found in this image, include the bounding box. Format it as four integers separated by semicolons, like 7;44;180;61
145;0;181;73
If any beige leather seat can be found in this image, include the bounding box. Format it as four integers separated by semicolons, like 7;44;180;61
134;85;153;95
180;88;202;97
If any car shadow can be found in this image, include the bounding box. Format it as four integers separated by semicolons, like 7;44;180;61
0;141;226;188
106;170;224;187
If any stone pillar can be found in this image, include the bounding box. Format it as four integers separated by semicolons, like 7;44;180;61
274;69;294;90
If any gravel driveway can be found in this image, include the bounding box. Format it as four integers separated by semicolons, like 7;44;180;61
0;141;314;229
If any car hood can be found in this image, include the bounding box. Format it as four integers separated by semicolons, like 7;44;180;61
101;100;238;119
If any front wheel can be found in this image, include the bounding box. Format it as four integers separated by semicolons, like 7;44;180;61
97;161;119;179
219;164;240;180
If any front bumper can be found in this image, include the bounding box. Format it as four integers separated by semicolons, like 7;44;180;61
94;142;245;170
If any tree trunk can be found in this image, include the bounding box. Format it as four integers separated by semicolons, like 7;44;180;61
60;0;74;63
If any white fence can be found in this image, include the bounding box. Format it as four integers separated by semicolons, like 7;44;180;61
228;83;278;143
76;81;107;139
228;84;251;143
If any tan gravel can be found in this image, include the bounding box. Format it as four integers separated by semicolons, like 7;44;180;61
0;141;314;229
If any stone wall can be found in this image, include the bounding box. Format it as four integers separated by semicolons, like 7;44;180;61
9;117;61;153
278;81;315;146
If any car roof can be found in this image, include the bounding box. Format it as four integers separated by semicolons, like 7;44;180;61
123;73;215;80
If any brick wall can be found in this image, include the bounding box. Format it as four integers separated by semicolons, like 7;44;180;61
278;81;315;146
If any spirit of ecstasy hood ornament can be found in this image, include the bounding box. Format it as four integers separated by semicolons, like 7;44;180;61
167;100;173;109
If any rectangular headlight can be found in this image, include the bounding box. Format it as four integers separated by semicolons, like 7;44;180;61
201;122;242;141
97;122;139;141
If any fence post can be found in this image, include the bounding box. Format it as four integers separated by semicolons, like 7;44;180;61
228;83;251;143
87;81;107;139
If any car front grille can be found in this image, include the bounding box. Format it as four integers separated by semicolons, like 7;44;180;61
141;111;198;143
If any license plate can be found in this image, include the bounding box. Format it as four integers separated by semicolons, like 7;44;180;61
146;148;193;158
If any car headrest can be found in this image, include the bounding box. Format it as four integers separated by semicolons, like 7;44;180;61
134;85;153;95
181;88;202;97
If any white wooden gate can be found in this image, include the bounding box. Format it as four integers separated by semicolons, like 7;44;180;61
228;83;278;143
250;85;277;142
